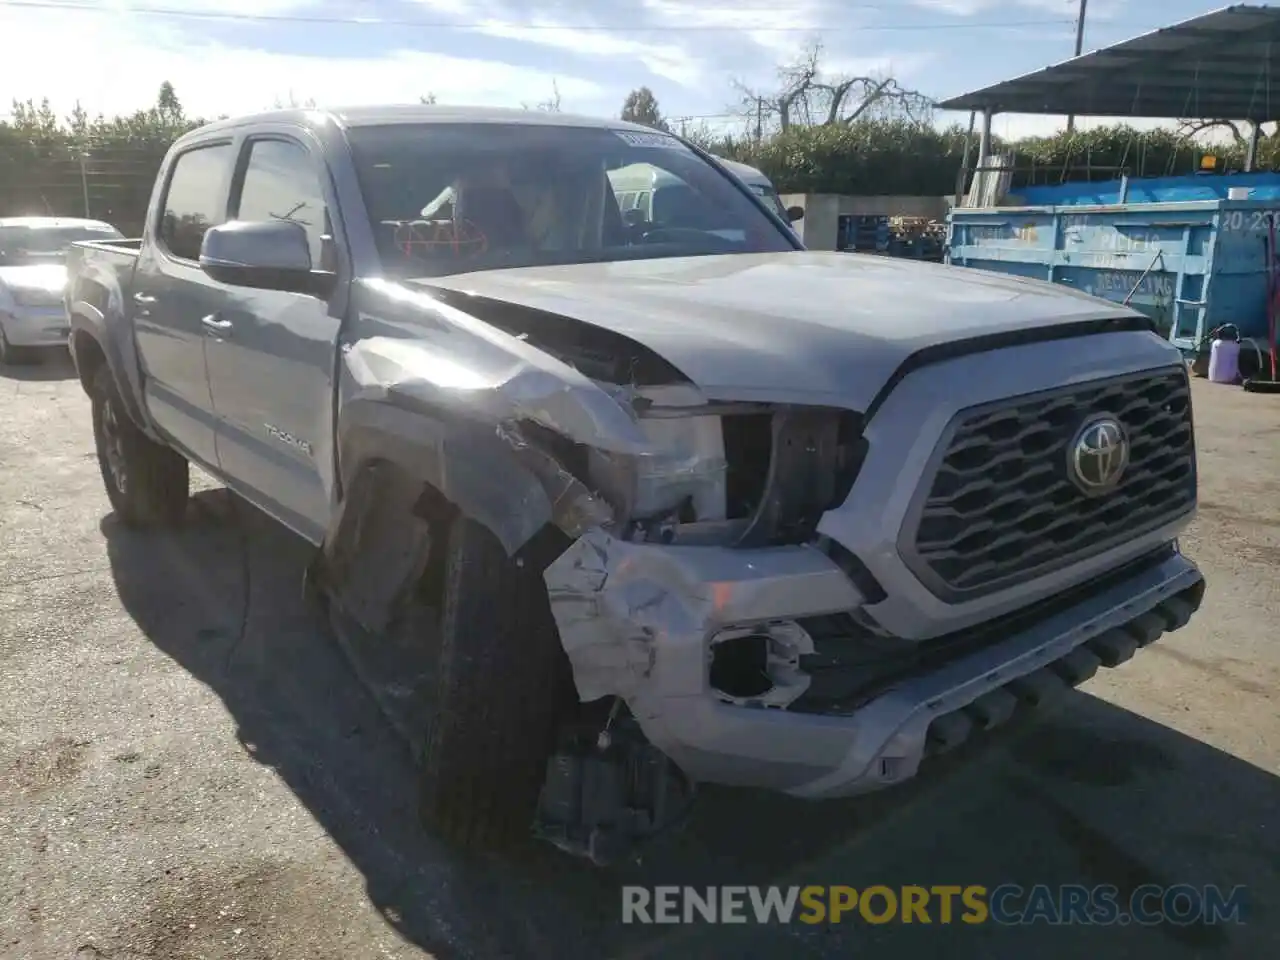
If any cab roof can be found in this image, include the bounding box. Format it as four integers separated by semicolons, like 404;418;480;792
187;104;666;138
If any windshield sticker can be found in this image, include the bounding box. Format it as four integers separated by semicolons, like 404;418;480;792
612;130;687;150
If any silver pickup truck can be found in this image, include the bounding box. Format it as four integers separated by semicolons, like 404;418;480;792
65;105;1205;864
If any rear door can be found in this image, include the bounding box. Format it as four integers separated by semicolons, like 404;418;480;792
131;141;235;469
203;130;344;543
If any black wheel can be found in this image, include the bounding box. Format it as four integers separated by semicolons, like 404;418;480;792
90;365;189;526
418;515;577;849
0;327;38;365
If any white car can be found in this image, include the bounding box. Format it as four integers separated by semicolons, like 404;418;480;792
0;216;124;364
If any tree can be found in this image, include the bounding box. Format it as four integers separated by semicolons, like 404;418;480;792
0;88;209;234
1175;117;1279;168
420;92;438;104
156;81;184;125
67;102;90;141
621;87;666;129
7;98;60;139
734;41;932;137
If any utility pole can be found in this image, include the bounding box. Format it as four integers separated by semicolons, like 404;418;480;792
1066;0;1089;134
755;97;764;145
79;151;91;218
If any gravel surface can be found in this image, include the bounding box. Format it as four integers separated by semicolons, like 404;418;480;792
1;356;1276;959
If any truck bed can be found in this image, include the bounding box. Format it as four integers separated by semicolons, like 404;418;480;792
75;237;142;256
66;238;142;309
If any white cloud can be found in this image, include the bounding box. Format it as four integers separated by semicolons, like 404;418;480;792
0;3;610;120
639;0;824;61
402;0;932;108
404;0;867;90
465;20;703;87
822;53;934;81
84;0;320;16
409;0;706;86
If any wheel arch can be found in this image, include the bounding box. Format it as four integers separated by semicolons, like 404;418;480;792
317;395;599;635
68;302;154;436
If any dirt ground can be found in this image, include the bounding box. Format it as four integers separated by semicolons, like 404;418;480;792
0;356;1276;960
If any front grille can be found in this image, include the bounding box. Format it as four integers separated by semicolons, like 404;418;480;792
904;367;1195;599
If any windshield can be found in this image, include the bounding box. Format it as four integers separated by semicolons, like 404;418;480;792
347;123;795;278
0;223;123;265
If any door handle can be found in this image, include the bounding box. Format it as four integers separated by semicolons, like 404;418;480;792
201;314;233;336
133;293;156;305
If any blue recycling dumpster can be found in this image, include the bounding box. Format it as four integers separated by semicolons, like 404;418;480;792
946;199;1278;354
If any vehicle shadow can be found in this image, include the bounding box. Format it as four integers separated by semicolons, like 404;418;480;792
101;489;1278;960
0;351;78;381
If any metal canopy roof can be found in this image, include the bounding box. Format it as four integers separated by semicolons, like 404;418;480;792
937;5;1280;121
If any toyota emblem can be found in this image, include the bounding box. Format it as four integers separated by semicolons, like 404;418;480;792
1068;416;1129;495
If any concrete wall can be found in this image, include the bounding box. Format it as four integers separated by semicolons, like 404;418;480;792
781;193;952;250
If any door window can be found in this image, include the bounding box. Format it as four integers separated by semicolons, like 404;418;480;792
158;143;234;261
235;139;329;267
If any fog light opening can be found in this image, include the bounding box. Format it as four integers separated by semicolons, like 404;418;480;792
709;634;772;698
708;621;815;709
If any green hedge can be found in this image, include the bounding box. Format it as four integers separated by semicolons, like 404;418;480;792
701;120;1278;197
0;94;203;235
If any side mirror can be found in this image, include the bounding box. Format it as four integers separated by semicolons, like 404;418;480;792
199;220;335;298
786;205;805;223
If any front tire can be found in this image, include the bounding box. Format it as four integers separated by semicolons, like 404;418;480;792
0;327;37;366
90;366;189;526
418;516;577;850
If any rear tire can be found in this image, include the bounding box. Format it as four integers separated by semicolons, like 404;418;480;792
0;327;37;366
418;515;577;850
90;365;189;526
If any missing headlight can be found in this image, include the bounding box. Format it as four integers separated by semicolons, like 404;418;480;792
576;386;866;548
734;407;866;547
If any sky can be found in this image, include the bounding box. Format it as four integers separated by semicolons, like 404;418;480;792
0;0;1257;139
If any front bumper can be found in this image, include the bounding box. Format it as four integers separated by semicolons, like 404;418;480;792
544;535;1203;800
1;305;71;347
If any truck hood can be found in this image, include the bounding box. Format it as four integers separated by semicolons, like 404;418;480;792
0;263;67;293
412;251;1139;408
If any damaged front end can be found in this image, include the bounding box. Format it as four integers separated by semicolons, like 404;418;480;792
310;281;1205;866
520;385;875;862
321;314;876;861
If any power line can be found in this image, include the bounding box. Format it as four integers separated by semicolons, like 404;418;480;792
0;0;1089;33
